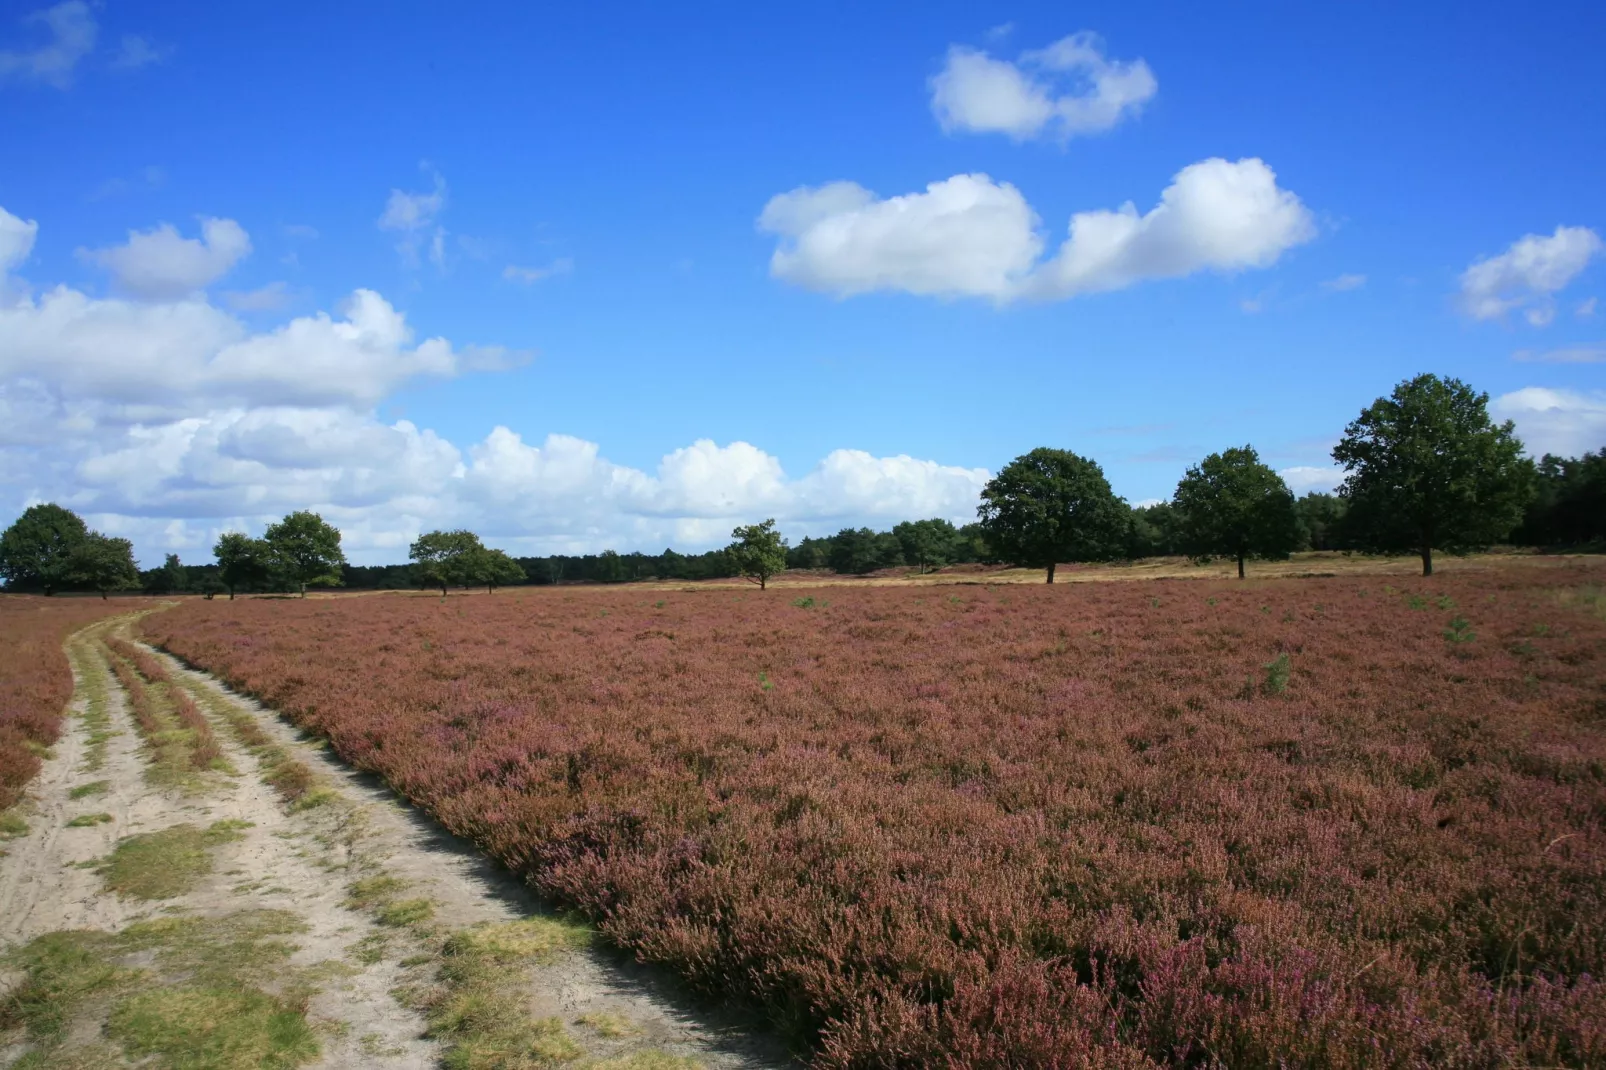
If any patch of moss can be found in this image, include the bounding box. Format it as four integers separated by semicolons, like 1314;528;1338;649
95;819;250;900
0;810;28;840
108;985;319;1069
377;898;436;928
1;910;320;1070
575;1011;638;1038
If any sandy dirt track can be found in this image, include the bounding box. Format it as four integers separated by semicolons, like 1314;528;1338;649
0;615;791;1069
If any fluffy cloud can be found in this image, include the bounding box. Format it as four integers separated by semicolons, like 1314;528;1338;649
0;205;37;273
1460;226;1602;325
79;217;252;299
1492;387;1606;459
0;1;95;88
760;158;1314;302
3;203;992;564
760;175;1041;299
930;33;1156;140
1278;465;1342;494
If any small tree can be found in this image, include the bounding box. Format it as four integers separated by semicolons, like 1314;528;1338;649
1173;445;1303;579
0;503;89;594
263;511;347;597
461;547;525;593
1333;374;1534;576
893;518;959;574
214;532;272;599
147;552;189;595
978;448;1128;583
726;519;788;590
66;534;140;599
409;529;484;595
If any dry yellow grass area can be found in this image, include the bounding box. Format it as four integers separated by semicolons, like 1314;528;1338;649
311;548;1604;598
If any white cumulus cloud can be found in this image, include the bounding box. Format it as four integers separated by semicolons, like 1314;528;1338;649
0;205;38;275
1460;226;1602;325
1278;465;1342;494
930;32;1156;141
3;201;993;565
760;158;1314;303
79;217;252;299
1492;387;1606;459
0;1;95;88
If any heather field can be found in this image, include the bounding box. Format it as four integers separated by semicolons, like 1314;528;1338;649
142;563;1606;1067
0;596;147;812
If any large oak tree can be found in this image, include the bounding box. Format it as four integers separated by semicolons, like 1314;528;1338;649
977;448;1128;583
1333;374;1533;576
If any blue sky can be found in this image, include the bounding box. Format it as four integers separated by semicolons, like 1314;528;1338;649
2;1;1603;564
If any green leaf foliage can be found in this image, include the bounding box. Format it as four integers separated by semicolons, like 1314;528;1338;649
1173;445;1303;578
977;447;1128;582
263;511;347;597
1333;374;1534;575
0;503;91;594
725;518;788;590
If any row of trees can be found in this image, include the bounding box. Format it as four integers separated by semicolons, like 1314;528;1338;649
3;376;1599;596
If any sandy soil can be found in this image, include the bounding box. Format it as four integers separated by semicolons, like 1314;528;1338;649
0;616;793;1069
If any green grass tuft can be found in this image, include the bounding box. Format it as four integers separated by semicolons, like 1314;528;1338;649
67;812;114;828
0;810;28;839
108;985;320;1069
96;820;250;900
377;898;435;928
69;780;111;800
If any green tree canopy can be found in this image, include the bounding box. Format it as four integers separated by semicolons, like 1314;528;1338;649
264;511;347;596
147;552;188;595
460;547;525;593
1296;492;1349;551
66;534;140;599
892;518;960;574
726;518;788;590
214;532;272;599
409;529;484;594
0;503;90;594
977;448;1128;583
1173;445;1304;579
1333;374;1534;575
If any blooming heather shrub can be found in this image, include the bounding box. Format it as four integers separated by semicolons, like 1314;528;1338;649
142;566;1606;1067
0;596;139;811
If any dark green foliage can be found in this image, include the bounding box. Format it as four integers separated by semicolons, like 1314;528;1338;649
1516;449;1606;548
461;547;525;593
1295;492;1350;550
0;504;88;594
409;529;484;594
1333;374;1534;576
977;447;1128;582
1126;501;1182;558
214;532;273;599
64;534;140;599
892;518;962;573
143;553;189;595
725;519;788;590
263;511;346;596
1173;445;1304;579
827;527;898;575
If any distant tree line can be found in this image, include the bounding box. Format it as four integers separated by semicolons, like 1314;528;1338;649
4;375;1603;595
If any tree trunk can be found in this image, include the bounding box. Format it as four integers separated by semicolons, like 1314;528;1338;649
228;587;235;601
100;589;108;600
760;574;767;590
299;582;306;598
1237;551;1246;580
1046;562;1057;584
1421;544;1433;577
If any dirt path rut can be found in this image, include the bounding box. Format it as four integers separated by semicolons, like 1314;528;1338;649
0;616;791;1069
